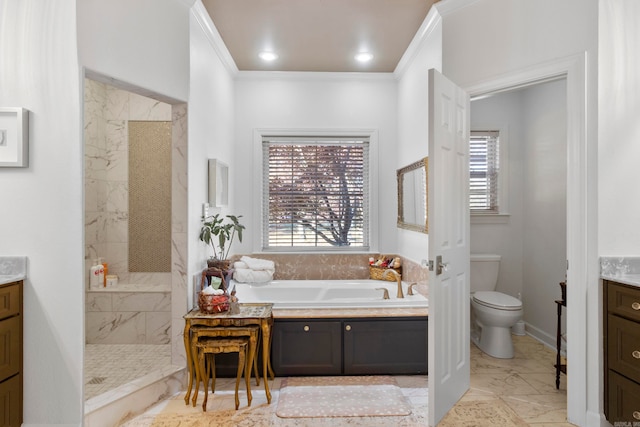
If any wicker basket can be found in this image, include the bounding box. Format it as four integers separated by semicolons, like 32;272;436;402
198;292;230;314
369;265;402;282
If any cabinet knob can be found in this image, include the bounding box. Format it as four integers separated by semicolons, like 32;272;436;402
634;411;640;420
632;302;640;311
303;325;310;332
345;325;351;331
633;350;640;359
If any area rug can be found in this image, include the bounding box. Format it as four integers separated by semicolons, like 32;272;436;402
438;398;529;427
275;376;412;418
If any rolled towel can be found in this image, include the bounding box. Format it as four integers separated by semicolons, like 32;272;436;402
234;261;249;270
240;256;275;271
234;268;274;283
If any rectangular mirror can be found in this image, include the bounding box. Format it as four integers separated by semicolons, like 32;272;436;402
397;157;428;233
208;159;229;207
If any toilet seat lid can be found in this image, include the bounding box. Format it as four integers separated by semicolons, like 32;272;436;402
473;291;522;310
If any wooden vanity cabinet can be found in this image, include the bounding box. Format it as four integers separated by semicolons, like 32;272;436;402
0;280;22;427
271;317;428;376
604;280;640;423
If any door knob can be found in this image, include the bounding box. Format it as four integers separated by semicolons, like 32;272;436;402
436;255;449;275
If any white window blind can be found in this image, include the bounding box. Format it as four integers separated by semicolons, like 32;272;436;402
262;137;369;250
470;131;500;213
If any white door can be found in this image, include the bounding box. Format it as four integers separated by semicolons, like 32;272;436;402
427;68;470;426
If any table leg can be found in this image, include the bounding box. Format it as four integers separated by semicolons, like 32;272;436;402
183;321;193;405
260;320;272;403
555;301;562;389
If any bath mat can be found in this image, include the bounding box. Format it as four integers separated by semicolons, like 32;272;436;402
438;398;529;427
275;376;412;418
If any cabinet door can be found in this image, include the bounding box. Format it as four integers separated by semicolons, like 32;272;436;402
343;318;428;375
608;314;640;383
607;370;640;423
0;373;22;427
0;316;21;381
271;320;341;376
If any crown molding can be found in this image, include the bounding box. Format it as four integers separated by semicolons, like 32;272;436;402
191;1;239;76
393;5;442;78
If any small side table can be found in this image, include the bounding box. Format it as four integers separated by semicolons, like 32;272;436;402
555;281;567;389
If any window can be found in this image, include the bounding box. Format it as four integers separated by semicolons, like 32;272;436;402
262;136;369;250
469;130;500;213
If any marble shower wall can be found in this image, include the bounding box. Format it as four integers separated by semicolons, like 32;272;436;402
84;78;172;281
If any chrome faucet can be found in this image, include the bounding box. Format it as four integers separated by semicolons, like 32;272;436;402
382;269;404;298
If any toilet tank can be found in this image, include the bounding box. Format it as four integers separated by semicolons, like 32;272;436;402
470;254;501;292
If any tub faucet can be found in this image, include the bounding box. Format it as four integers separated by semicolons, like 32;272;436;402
382;269;404;298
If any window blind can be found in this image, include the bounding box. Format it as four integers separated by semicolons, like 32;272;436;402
470;131;499;213
262;137;369;250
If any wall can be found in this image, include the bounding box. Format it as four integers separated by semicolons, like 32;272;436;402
234;74;398;255
599;0;640;255
395;11;442;264
521;80;567;346
0;1;84;424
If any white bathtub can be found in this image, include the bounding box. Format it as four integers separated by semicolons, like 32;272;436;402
229;279;428;309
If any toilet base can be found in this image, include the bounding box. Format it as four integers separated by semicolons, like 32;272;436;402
472;323;515;359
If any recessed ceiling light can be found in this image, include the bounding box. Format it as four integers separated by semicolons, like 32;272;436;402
259;51;278;61
354;52;374;63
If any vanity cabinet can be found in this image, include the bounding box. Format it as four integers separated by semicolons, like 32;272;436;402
271;317;428;376
0;280;22;427
604;280;640;423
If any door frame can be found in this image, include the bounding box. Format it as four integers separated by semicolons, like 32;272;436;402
463;53;592;426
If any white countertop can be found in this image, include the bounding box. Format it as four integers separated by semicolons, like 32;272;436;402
601;273;640;288
0;274;25;286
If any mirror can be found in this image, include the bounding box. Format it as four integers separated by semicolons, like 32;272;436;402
397;157;428;233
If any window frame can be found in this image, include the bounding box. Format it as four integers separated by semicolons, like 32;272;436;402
254;130;379;253
470;126;510;223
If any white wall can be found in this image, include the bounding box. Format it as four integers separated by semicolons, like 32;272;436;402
521;80;567;345
77;0;191;103
234;74;398;255
395;14;442;264
188;4;237;308
0;1;84;424
599;0;640;255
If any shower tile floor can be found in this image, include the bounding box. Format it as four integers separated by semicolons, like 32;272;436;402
85;344;172;400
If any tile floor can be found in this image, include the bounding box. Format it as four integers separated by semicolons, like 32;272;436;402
85;344;171;400
118;335;574;426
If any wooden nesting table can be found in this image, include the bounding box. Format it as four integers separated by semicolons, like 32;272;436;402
183;303;274;406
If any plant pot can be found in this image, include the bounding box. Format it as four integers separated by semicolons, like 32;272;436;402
207;259;231;270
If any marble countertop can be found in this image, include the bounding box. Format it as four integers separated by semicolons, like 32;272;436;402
0;274;26;286
601;273;640;288
273;306;428;318
0;256;27;286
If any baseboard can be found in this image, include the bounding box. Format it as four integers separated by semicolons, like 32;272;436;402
523;322;566;355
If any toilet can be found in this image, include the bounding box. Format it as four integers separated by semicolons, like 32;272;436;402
470;254;523;358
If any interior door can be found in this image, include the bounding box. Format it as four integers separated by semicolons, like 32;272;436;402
427;68;470;426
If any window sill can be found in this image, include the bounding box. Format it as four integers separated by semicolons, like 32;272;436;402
470;213;510;224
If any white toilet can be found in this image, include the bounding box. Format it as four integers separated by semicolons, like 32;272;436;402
470;254;523;358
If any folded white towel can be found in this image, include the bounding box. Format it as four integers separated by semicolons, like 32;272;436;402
240;256;275;271
234;261;249;270
234;268;274;283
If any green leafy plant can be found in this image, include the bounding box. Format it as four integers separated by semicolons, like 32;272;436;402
199;214;245;261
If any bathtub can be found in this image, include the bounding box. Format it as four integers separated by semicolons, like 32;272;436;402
229;279;428;309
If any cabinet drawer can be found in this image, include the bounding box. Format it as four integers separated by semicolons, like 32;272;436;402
607;370;640;423
608;314;640;383
0;284;20;321
608;281;640;323
0;316;21;381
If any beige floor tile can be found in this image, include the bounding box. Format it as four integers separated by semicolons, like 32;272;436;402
502;393;568;424
470;372;540;396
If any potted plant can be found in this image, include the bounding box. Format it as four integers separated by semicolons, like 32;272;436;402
199;214;245;269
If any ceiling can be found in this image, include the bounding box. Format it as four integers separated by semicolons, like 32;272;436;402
202;0;440;73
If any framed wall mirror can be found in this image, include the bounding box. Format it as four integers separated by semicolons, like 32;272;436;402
397;157;428;233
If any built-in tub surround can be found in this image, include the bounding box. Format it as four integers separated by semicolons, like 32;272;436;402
230;253;429;295
232;279;428;309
